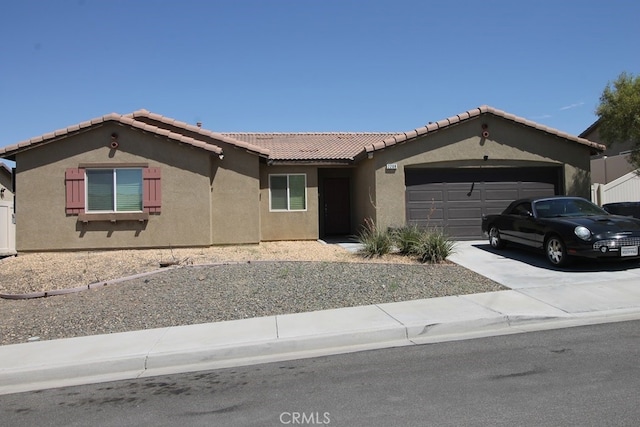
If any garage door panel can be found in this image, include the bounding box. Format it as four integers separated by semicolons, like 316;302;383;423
448;207;482;219
405;168;559;240
407;190;444;202
484;188;521;201
519;185;557;198
448;189;481;201
482;206;507;216
407;208;443;221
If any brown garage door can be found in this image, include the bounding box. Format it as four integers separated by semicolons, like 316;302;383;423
405;167;560;240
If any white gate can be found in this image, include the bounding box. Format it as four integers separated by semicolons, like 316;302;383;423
0;201;16;256
591;170;640;205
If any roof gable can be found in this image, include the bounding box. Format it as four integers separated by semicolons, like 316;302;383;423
0;112;224;161
128;110;271;157
364;105;605;155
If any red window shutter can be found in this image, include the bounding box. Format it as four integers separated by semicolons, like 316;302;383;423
65;168;85;214
143;167;162;213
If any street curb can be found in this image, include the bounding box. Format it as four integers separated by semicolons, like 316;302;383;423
3;308;640;396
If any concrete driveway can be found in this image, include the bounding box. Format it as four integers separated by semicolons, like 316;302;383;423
448;240;640;316
448;240;640;290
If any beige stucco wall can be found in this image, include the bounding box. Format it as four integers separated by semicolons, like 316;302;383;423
14;123;217;251
210;149;261;244
352;158;377;234
366;117;595;231
259;165;319;241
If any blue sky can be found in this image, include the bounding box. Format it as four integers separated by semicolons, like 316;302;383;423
2;0;639;156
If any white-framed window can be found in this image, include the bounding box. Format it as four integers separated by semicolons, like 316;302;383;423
269;174;307;211
86;168;143;212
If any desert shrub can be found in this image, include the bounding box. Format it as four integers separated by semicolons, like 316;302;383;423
412;228;456;263
356;218;393;257
392;224;423;255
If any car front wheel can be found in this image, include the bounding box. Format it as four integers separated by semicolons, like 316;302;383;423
545;235;568;267
489;226;505;249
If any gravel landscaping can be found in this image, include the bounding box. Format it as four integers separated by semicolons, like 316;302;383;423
0;241;505;346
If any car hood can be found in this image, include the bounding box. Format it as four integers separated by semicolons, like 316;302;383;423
556;215;640;234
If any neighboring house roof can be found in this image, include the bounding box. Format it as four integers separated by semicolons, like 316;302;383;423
0;112;224;161
364;105;605;155
579;118;600;139
128;109;271;158
1;162;10;176
221;132;396;162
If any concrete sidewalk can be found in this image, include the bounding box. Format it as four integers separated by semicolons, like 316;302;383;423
2;241;640;395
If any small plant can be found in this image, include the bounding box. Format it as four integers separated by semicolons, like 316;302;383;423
356;218;393;257
413;228;456;263
392;224;423;255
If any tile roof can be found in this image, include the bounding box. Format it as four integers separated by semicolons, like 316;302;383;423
0;105;604;163
0;112;223;160
364;105;605;155
220;132;396;162
128;110;271;157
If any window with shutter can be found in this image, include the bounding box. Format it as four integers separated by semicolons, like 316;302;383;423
143;167;161;213
66;166;161;217
269;174;306;211
86;169;143;213
65;168;85;214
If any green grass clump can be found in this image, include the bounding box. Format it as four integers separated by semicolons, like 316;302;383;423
357;220;456;263
356;218;393;257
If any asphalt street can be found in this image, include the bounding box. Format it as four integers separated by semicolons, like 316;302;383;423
2;320;639;427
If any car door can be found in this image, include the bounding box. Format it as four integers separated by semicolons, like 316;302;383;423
509;201;538;246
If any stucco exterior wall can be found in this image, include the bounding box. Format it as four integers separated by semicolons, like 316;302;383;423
351;158;377;233
210;150;261;244
259;165;319;241
369;117;594;231
14;123;215;251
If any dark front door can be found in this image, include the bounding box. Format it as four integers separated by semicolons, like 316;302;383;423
323;177;351;235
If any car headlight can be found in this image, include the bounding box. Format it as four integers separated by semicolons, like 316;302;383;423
574;226;592;241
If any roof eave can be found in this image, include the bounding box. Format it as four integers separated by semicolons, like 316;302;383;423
130;109;271;158
0;114;224;159
579;118;600;138
363;105;606;155
264;159;354;166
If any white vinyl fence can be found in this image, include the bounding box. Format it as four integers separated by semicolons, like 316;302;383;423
0;201;16;256
591;170;640;205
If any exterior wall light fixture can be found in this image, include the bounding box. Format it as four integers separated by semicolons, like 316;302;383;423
110;133;119;149
481;124;489;138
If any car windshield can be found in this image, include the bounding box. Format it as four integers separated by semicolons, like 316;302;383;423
534;198;609;218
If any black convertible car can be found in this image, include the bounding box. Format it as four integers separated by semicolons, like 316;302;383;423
481;196;640;266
